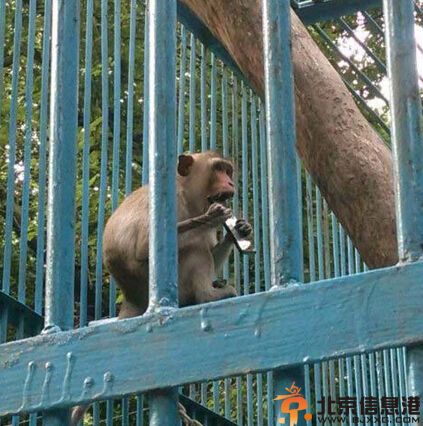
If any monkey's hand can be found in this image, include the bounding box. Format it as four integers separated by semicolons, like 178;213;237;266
234;219;253;238
178;203;231;233
203;203;232;227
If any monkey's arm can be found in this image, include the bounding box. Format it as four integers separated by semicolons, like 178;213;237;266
177;216;212;233
178;203;232;234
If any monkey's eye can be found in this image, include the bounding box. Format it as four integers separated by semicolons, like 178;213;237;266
226;167;233;179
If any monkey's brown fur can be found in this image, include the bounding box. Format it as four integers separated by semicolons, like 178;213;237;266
103;151;252;318
71;152;251;426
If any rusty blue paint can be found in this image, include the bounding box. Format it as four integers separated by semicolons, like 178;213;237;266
45;0;79;333
383;0;423;406
147;0;179;423
1;260;421;417
43;0;80;423
262;1;305;423
34;0;52;316
79;0;93;328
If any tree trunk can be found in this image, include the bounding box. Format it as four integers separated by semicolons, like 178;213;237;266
180;0;398;269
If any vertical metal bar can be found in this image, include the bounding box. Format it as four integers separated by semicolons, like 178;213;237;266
251;93;261;294
110;0;122;318
369;352;377;408
347;237;355;275
322;201;331;278
267;372;274;426
93;403;100;425
353;355;362;418
383;0;423;403
257;373;263;426
189;33;196;152
94;0;110;320
355;249;361;273
221;67;231;419
136;395;144;426
42;0;79;424
331;214;340;278
79;0;93;328
236;376;243;426
314;363;322;426
177;25;187;154
375;351;385;416
17;0;37;308
328;360;336;408
106;400;113;426
241;83;249;295
2;0;23;295
125;0;137;195
383;0;423;262
147;0;178;423
259;104;271;291
35;0;52;315
383;350;393;423
262;1;304;424
251;93;263;426
212;381;220;413
142;4;150;185
0;0;6;115
346;357;354;426
360;354;369;426
322;361;328;410
390;348;399;397
121;397;129;426
403;347;410;398
306;175;316;283
304;365;312;426
222;67;229;281
339;225;346;276
232;76;241;295
200;383;207;406
200;44;207;152
316;188;324;280
209;53;217;150
397;348;406;403
224;378;231;419
231;75;243;426
338;359;346;426
246;373;253;426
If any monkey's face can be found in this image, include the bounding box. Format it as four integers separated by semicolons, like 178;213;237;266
207;158;235;204
177;152;235;209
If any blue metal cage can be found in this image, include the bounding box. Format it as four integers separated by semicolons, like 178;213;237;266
0;0;422;425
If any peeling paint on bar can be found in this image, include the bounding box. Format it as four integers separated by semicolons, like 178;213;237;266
0;262;422;416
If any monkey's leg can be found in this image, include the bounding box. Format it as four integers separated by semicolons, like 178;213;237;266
211;236;234;274
196;282;237;304
191;265;237;304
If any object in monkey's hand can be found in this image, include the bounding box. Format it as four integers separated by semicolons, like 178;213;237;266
206;195;254;254
224;216;255;254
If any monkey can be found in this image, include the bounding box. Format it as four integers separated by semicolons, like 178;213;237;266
70;151;252;425
104;150;252;318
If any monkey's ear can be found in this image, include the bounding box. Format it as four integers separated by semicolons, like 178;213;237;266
177;154;194;176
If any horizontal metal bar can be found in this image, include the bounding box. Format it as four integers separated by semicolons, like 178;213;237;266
294;0;382;24
0;291;43;336
0;261;422;416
